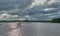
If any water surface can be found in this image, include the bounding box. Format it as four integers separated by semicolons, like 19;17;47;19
0;22;60;36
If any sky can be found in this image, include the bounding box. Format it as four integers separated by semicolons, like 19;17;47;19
0;0;60;20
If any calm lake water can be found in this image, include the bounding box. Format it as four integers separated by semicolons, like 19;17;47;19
0;22;60;36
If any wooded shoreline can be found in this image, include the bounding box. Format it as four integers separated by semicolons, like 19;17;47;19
0;18;60;23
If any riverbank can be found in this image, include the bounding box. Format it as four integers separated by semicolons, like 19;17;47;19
0;18;60;23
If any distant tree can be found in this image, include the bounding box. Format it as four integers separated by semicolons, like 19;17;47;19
52;18;60;23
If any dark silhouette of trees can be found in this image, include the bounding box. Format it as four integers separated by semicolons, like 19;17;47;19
52;18;60;23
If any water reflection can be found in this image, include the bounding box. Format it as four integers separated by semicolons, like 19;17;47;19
7;22;22;36
0;22;22;36
0;22;60;36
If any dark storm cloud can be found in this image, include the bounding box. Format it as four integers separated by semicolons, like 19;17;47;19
0;0;60;20
0;0;33;10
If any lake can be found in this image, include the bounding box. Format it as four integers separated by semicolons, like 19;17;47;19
0;22;60;36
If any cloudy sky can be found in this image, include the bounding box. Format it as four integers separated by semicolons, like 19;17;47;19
0;0;60;20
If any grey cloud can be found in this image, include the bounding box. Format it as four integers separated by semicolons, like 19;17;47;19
0;0;60;20
47;2;60;8
0;0;33;10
